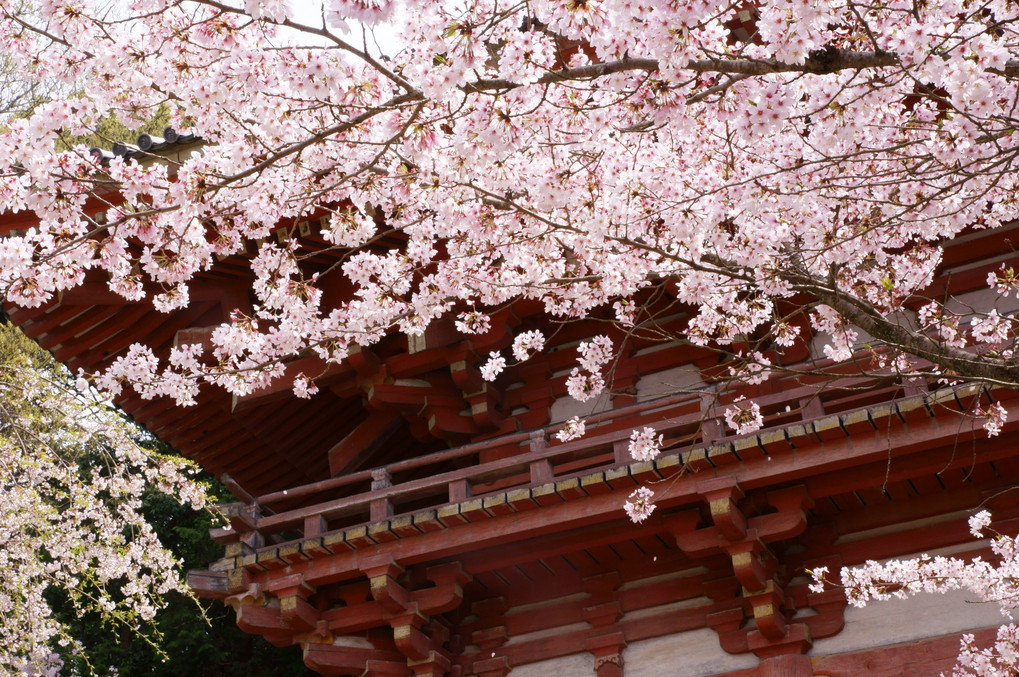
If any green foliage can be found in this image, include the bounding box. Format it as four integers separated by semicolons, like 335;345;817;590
56;475;315;677
0;314;54;370
0;319;314;676
57;103;173;152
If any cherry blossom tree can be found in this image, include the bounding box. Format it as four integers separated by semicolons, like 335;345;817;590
811;511;1019;677
0;320;209;675
4;0;1019;673
1;0;1018;409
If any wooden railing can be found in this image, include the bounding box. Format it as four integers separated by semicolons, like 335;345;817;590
211;364;980;550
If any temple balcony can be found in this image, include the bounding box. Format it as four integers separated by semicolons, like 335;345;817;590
6;204;1019;677
188;379;1019;677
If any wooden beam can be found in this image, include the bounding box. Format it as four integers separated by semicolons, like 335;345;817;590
174;325;217;350
90;303;211;372
427;409;480;440
407;318;460;354
367;379;466;411
328;409;404;476
304;644;406;677
231;356;350;413
810;627;998;677
57;282;147;305
23;304;92;340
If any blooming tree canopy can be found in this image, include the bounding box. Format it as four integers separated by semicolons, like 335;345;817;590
4;0;1019;672
1;0;1018;406
0;322;208;674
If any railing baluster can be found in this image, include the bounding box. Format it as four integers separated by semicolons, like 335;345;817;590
449;478;471;502
304;514;328;537
528;430;553;483
612;439;630;466
529;460;553;484
370;469;394;521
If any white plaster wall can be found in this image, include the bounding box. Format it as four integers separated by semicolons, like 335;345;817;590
549;392;612;423
504;622;591;647
508;653;595;677
549;362;708;423
808;286;1019;362
810;589;1006;657
330;635;374;649
623;630;757;677
504;627;757;677
943;286;1019;318
501;592;1004;677
808;311;917;362
634;365;704;402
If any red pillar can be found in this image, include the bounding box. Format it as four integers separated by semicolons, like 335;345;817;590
757;654;812;677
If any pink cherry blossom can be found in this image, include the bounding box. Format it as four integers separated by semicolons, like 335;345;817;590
4;0;1019;670
624;486;656;523
556;415;586;442
0;350;209;672
970;510;993;538
978;403;1009;438
480;351;506;381
628;426;663;462
724;397;764;436
512;330;546;362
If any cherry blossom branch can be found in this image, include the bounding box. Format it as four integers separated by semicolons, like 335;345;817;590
459;48;1019;94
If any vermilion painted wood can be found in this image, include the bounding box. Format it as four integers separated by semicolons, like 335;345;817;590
7;212;1019;675
329;410;404;475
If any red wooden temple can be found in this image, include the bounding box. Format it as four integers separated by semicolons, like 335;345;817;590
4;136;1019;677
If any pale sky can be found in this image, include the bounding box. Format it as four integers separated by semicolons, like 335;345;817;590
287;1;404;57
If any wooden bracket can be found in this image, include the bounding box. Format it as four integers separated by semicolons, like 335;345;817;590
701;479;747;541
392;611;433;660
363;557;409;613
680;481;816;663
236;603;293;646
349;343;381;378
225;581;264;611
423;562;471;614
726;538;774;592
745;580;788;641
280;594;320;633
304;642;408;677
370;577;410;614
407;650;451;677
473;655;510;677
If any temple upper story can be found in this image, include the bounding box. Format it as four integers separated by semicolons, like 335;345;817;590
5;190;1019;677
